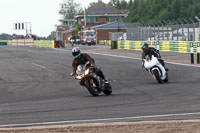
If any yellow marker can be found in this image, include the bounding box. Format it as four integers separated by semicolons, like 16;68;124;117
162;41;170;52
124;40;130;50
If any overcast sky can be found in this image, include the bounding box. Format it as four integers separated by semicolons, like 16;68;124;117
0;0;110;37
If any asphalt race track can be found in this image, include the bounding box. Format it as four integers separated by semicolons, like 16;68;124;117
0;45;200;127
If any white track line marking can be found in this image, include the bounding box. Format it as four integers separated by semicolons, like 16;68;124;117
27;50;39;54
53;48;71;52
32;63;46;69
54;48;200;68
32;63;55;72
87;52;141;60
165;61;200;68
86;51;200;68
1;112;200;127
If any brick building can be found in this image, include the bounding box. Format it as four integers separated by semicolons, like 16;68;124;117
62;0;128;44
56;19;76;44
75;0;128;30
91;21;129;44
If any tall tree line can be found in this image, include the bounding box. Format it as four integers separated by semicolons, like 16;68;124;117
109;0;200;24
0;33;12;40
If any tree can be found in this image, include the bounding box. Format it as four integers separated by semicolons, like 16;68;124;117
59;0;81;19
109;0;128;9
0;33;12;40
109;0;200;23
108;0;118;7
170;0;180;19
88;1;96;7
75;24;81;36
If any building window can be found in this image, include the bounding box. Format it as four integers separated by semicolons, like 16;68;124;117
106;16;120;22
95;17;99;23
86;17;99;23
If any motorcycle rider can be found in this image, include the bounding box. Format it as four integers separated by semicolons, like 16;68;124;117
141;43;168;71
71;47;108;86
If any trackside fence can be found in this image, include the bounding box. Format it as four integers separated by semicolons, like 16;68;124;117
4;39;65;48
0;40;12;45
33;40;55;48
99;40;111;46
101;40;198;53
101;40;200;64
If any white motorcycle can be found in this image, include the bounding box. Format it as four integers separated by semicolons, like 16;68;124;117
143;55;168;83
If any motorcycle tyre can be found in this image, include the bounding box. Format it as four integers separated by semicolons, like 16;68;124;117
84;79;99;96
103;82;112;95
153;69;163;83
163;73;168;83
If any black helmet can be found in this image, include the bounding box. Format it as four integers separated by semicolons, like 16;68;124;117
142;43;149;52
72;47;81;58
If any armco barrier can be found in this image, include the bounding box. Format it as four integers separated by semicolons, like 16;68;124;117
1;40;12;45
0;41;7;45
100;40;198;54
0;40;11;45
12;39;34;46
101;40;111;46
99;40;104;45
118;40;149;51
33;40;55;48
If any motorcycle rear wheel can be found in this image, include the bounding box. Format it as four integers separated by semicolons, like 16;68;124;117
163;73;168;83
103;82;112;95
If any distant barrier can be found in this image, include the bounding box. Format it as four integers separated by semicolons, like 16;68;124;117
1;39;65;49
12;39;34;46
10;39;56;48
101;40;198;53
101;40;200;64
33;40;55;48
99;40;111;46
0;41;7;46
0;40;11;45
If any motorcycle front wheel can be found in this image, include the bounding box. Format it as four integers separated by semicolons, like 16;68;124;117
153;69;163;83
84;78;99;96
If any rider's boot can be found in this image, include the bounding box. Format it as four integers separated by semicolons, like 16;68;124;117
105;80;109;84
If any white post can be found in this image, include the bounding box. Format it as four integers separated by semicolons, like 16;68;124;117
157;40;160;51
197;42;200;64
84;8;86;30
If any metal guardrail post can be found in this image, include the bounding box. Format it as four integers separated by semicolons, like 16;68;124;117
197;42;200;64
189;18;195;41
153;41;156;48
195;16;200;41
157;40;160;51
190;42;194;64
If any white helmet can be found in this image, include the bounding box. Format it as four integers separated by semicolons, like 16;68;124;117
72;47;81;58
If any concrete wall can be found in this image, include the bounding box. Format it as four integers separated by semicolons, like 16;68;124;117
12;39;34;46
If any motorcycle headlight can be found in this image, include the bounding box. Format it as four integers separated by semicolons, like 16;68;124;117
84;69;90;75
76;76;82;80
